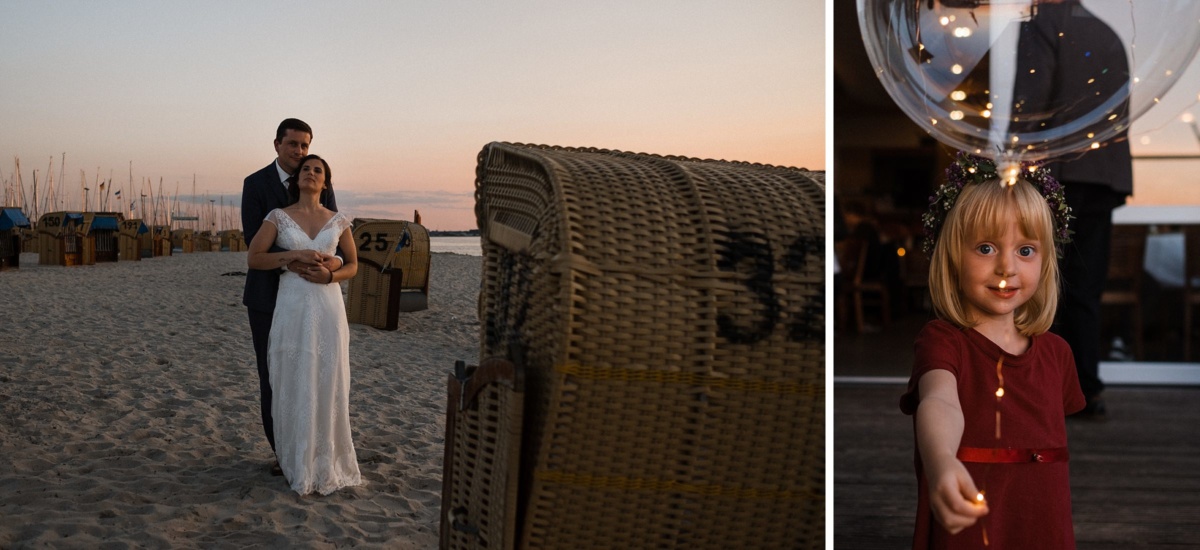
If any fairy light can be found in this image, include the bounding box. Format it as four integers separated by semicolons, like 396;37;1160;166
998;279;1007;289
982;356;1005;547
995;356;1005;438
1003;166;1019;187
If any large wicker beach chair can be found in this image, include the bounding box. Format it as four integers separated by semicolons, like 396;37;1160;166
118;218;148;262
83;212;123;263
37;212;88;266
347;218;431;330
171;229;195;253
221;229;246;252
0;207;32;271
442;143;825;549
151;226;172;257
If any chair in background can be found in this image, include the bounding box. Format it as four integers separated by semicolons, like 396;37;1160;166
1101;224;1148;361
898;236;931;314
1183;226;1200;362
835;237;890;333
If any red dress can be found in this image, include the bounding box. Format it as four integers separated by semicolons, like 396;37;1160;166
899;320;1086;549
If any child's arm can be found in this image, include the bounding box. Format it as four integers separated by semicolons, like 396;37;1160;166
916;369;990;534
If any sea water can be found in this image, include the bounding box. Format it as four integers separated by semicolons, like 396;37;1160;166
429;235;482;256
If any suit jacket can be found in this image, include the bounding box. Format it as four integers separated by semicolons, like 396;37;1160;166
1013;3;1133;195
241;161;339;312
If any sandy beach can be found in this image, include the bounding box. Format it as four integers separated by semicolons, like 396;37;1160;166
0;251;482;548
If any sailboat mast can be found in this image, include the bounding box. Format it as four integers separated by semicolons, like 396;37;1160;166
57;153;65;211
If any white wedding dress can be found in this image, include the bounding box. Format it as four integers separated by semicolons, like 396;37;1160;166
265;208;362;495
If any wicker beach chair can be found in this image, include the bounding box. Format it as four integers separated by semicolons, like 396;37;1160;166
442;143;825;549
151;226;172;257
0;207;32;271
172;229;195;253
347;218;431;330
37;212;87;266
118;218;147;262
221;229;246;252
83;212;123;263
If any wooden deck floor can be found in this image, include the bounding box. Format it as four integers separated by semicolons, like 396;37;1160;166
834;383;1200;548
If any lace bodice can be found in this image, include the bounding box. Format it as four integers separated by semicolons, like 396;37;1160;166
266;209;351;255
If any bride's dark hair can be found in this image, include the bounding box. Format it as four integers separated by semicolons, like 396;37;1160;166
286;154;333;206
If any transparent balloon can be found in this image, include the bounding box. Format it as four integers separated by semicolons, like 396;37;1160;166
857;0;1200;175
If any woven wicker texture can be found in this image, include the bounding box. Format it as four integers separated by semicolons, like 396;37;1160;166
471;143;825;549
347;218;431;330
441;359;524;549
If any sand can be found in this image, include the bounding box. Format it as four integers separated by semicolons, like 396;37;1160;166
0;251;482;548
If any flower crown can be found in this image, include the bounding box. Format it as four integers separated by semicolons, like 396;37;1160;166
920;153;1073;257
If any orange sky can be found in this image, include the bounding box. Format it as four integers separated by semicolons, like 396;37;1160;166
1;2;824;231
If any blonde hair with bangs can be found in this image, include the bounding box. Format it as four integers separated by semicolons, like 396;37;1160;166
928;179;1060;336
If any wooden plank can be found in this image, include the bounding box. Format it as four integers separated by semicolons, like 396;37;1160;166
835;384;1200;546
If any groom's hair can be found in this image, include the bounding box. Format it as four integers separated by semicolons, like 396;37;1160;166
286;154;333;206
276;118;313;142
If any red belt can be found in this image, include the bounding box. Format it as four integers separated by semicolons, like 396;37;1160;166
957;446;1069;463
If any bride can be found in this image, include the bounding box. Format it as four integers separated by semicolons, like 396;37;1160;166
247;154;362;495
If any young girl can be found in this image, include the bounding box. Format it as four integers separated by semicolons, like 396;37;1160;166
900;156;1086;549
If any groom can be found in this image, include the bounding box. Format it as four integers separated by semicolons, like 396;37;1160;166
242;118;341;475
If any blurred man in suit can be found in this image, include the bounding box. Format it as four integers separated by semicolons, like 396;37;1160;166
1014;3;1132;418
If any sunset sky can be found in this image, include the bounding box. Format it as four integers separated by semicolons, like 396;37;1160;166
0;1;824;231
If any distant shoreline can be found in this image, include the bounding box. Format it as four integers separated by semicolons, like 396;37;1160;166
428;229;480;237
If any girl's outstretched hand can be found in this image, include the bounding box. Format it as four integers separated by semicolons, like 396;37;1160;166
926;457;989;534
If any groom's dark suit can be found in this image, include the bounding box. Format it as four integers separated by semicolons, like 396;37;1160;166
1015;5;1131;407
242;161;338;451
